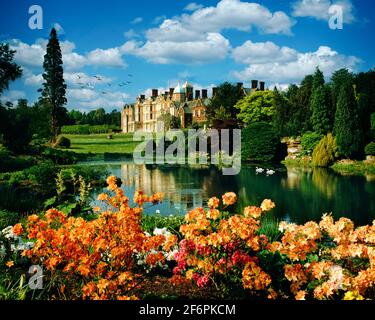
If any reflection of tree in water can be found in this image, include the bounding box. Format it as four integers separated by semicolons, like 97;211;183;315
311;168;338;199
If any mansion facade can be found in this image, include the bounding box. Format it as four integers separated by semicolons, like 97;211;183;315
121;80;265;133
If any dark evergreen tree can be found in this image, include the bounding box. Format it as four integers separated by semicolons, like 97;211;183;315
272;87;289;136
312;67;325;90
334;81;363;158
311;85;332;134
41;28;67;143
331;68;353;114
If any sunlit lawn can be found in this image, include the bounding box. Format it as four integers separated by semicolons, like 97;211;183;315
63;133;138;154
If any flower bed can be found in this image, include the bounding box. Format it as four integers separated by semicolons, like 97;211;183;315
1;176;374;300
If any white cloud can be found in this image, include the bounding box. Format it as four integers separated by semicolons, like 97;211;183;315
24;73;43;86
86;47;127;68
66;88;129;111
292;0;355;23
232;44;360;83
131;17;143;24
67;88;98;101
232;40;298;64
123;33;230;64
180;0;295;35
153;15;167;24
184;2;204;11
124;0;294;65
0;90;26;104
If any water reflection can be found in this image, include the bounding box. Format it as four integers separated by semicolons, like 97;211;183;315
89;161;375;226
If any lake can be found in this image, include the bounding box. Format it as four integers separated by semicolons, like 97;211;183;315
87;160;375;226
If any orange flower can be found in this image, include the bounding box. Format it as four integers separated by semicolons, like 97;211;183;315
93;206;101;212
97;193;108;201
295;290;307;300
6;261;14;268
222;192;237;206
207;209;220;220
244;206;262;219
13;223;24;236
260;199;275;212
207;197;220;209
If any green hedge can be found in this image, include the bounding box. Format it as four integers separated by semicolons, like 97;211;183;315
301;131;324;154
61;125;121;135
241;122;285;163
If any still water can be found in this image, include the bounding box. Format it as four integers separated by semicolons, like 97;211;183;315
88;161;375;226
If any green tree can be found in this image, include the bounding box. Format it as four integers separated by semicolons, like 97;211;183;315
2;99;33;153
0;43;22;95
236;90;275;126
331;68;353;113
206;82;243;124
272;87;289;136
312;67;325;90
333;81;363;158
41;28;68;143
310;84;332;134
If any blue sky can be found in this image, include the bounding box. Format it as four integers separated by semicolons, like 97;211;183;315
0;0;374;112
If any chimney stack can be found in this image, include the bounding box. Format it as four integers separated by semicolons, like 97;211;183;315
152;89;158;97
140;94;145;100
195;90;200;99
260;81;265;91
212;87;218;97
251;80;258;90
202;89;208;99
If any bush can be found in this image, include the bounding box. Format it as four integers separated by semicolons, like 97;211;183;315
364;142;375;156
42;147;79;165
301;132;323;154
312;133;338;167
0;150;35;173
0;210;20;230
242;122;285;163
54;136;71;148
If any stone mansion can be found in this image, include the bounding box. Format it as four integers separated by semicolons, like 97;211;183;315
121;80;266;133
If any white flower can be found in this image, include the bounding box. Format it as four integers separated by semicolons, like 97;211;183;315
155;210;161;214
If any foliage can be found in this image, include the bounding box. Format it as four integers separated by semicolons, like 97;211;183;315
241;122;284;163
61;124;121;135
42;147;79;165
331;161;375;176
206;82;243;125
236;90;276;126
312;133;338;167
310;85;332;135
301;132;324;154
0;150;35;173
334;80;363;158
364;142;375;156
41;28;68;143
0;43;22;95
54;136;71;148
1;100;34;154
67;108;121;127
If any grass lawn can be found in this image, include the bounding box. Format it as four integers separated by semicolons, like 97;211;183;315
63;133;138;155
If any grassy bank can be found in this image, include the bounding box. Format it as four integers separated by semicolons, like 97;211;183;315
62;133;137;155
331;161;375;176
283;157;375;176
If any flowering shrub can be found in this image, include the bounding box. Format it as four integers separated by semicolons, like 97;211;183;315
174;193;276;298
3;175;375;300
271;215;375;300
19;176;176;300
